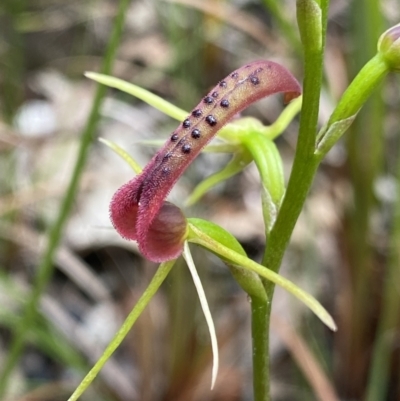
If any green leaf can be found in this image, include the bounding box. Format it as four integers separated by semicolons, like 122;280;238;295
85;72;188;121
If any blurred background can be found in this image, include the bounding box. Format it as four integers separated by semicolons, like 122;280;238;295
0;0;400;400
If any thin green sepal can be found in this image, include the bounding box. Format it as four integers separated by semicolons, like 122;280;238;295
99;138;142;174
85;72;188;121
262;96;302;140
67;260;176;401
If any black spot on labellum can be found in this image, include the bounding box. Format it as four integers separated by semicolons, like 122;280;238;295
192;109;202;117
250;76;260;85
205;115;217;126
254;67;264;73
163;153;172;162
212;91;219;98
204;96;214;104
171;133;179;141
182;144;191;153
220;99;230;108
219;80;227;88
191;129;201;139
183;119;191;128
231;72;239;79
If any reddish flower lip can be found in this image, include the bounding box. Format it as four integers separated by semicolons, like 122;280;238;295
110;60;301;262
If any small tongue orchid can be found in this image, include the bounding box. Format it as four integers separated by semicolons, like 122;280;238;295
109;60;301;262
69;61;344;401
107;61;301;389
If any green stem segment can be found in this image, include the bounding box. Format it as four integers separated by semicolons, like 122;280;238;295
263;0;329;281
0;0;131;395
260;1;330;399
251;298;270;400
227;265;269;401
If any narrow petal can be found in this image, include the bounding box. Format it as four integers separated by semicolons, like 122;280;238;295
183;242;219;389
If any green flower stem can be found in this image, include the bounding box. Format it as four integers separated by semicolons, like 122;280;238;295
262;0;329;278
259;2;329;398
228;264;269;401
250;298;270;400
67;260;176;401
0;0;131;395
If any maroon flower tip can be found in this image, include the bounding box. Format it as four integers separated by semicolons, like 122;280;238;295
110;178;140;241
110;175;188;262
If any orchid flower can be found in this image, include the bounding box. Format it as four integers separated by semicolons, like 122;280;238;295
109;60;301;262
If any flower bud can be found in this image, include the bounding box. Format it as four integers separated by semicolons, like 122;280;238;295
378;23;400;71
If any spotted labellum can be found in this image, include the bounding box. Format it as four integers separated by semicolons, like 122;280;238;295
110;60;301;262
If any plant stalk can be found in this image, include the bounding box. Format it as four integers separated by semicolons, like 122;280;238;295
251;297;270;400
258;1;330;399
